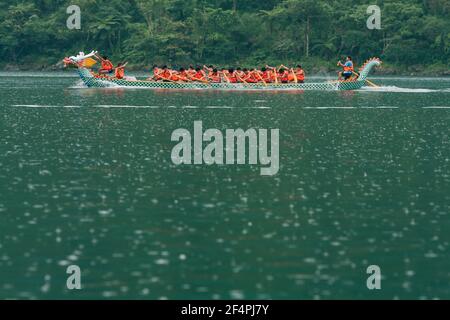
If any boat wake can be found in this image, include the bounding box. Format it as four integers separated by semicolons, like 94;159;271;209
358;86;441;93
69;80;88;89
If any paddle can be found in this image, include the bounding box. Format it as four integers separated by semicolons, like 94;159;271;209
290;68;298;83
221;71;231;83
255;72;267;87
278;64;297;83
188;74;210;84
236;73;248;84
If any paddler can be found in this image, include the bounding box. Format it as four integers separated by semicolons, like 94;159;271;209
253;69;265;83
235;68;246;83
278;68;290;83
203;65;214;73
265;65;279;83
191;67;207;82
261;67;272;83
295;65;305;83
208;68;221;83
160;65;173;82
338;56;354;81
150;65;162;81
98;56;114;74
114;62;128;79
187;65;196;79
220;68;230;83
280;64;298;83
227;68;238;83
243;69;258;83
176;68;190;82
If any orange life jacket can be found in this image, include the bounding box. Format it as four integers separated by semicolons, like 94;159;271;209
228;72;237;83
193;70;205;81
101;60;113;70
209;72;221;83
296;69;305;81
161;69;172;80
343;63;354;72
262;71;272;83
176;71;189;82
115;67;124;79
245;72;258;83
235;71;246;82
170;72;180;81
153;68;162;80
270;70;278;82
187;69;196;78
279;71;289;82
288;74;296;82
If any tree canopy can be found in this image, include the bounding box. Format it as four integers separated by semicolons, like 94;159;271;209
0;0;449;73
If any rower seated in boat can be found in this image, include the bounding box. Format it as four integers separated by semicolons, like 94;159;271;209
278;68;290;83
114;62;128;79
208;69;221;83
191;67;207;82
243;69;259;83
149;65;162;81
295;65;305;83
173;68;189;82
187;66;196;79
265;65;280;83
260;68;272;83
227;68;238;83
98;56;114;74
158;66;173;82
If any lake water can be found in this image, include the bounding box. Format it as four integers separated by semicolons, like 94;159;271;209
0;72;450;299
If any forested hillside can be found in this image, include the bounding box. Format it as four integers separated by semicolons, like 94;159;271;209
0;0;449;74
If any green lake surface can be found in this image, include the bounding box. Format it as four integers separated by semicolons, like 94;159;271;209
1;72;450;299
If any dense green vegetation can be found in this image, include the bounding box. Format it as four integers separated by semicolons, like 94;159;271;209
0;0;449;74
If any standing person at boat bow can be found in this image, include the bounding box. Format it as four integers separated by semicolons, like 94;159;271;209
338;56;354;81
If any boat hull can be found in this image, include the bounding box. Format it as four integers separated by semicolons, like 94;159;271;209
77;68;366;91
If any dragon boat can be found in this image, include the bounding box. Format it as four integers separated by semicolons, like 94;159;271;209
65;52;382;91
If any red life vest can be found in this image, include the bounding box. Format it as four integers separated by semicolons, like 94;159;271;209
193;70;205;81
228;72;237;83
177;71;189;81
245;72;258;83
235;71;246;82
296;69;305;81
209;72;221;83
170;72;180;81
101;60;113;71
279;71;289;82
161;69;172;80
343;63;354;72
262;71;272;83
187;69;196;78
115;67;124;79
153;68;162;80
